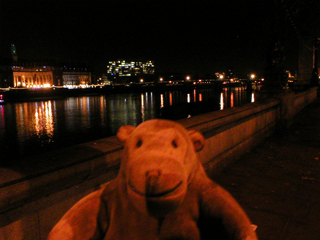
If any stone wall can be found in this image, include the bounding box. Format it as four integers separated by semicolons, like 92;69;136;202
0;87;317;240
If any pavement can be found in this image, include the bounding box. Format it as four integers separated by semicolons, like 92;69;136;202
212;97;320;240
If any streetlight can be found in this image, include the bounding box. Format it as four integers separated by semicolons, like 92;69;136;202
250;74;255;80
186;76;191;81
311;37;320;86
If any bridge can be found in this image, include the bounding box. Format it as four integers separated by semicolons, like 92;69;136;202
0;86;318;239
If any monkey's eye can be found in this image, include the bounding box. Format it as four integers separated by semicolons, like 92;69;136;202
136;139;143;148
171;140;178;148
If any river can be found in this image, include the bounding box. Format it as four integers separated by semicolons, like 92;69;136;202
0;87;254;165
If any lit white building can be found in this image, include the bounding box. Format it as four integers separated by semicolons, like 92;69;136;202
107;60;155;77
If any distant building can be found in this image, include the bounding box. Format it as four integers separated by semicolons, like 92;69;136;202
107;60;155;77
97;74;112;85
10;61;94;88
11;44;18;62
0;57;13;87
61;65;92;87
12;62;58;88
0;44;96;88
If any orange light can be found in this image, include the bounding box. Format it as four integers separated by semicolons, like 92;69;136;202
231;92;234;108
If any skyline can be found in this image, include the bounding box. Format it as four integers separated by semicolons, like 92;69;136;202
1;0;320;77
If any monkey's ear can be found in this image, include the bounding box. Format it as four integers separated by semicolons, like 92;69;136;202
117;125;136;142
188;130;205;152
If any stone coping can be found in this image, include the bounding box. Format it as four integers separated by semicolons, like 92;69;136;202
0;136;123;189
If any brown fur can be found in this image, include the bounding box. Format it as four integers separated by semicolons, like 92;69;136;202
48;119;258;240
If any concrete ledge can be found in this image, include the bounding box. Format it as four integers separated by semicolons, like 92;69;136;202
293;87;318;115
0;136;123;213
178;98;281;174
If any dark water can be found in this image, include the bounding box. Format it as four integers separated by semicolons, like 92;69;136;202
0;87;254;163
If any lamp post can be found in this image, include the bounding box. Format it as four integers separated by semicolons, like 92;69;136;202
311;37;320;86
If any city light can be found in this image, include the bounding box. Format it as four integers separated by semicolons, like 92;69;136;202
160;94;164;108
186;76;190;81
141;93;145;122
251;93;255;102
107;60;155;77
230;92;234;108
250;74;255;80
199;93;203;102
220;92;224;110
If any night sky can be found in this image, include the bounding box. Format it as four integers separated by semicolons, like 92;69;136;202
1;0;320;77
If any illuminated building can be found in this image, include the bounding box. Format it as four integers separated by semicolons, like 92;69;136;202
62;65;92;87
12;62;56;88
9;44;94;88
9;45;59;88
11;61;93;88
107;60;155;77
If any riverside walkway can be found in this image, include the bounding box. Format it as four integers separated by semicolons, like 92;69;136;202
212;97;320;240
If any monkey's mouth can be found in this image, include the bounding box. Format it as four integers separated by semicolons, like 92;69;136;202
127;173;187;217
129;180;183;198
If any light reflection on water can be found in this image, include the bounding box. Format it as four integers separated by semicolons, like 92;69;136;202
34;101;55;146
0;87;254;163
15;101;55;143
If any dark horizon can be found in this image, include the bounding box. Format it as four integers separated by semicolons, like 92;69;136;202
1;0;320;77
